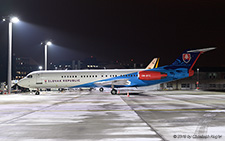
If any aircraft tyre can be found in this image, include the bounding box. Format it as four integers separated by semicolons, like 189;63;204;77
35;91;40;95
99;87;104;92
58;88;64;92
111;89;117;95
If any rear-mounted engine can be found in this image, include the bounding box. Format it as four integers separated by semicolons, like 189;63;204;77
138;71;167;80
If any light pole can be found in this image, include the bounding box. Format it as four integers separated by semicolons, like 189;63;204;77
196;68;200;90
3;16;19;94
41;41;52;70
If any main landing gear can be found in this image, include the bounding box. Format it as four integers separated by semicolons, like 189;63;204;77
110;84;118;95
111;88;117;95
35;89;40;95
99;87;118;95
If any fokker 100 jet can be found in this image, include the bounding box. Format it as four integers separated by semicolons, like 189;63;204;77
18;48;215;95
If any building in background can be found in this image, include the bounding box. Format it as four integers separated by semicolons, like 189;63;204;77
162;67;225;91
14;57;39;80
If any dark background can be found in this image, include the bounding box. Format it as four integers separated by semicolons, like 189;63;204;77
0;0;225;81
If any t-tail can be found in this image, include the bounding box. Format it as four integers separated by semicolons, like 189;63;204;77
166;47;216;76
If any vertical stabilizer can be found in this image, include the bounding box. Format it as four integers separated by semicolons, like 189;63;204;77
146;58;159;69
169;47;216;76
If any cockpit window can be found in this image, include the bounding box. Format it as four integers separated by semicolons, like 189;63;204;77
27;75;33;78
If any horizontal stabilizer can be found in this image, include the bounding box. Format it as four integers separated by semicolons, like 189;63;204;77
187;47;216;53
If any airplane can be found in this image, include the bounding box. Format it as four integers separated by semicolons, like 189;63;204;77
17;58;159;95
17;47;215;95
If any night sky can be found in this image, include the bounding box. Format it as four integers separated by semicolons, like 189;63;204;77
0;0;225;70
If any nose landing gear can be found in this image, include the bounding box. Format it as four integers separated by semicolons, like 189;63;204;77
99;87;104;92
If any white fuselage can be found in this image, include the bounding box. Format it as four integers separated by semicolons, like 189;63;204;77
18;69;143;89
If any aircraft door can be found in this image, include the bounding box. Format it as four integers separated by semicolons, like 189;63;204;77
36;73;43;85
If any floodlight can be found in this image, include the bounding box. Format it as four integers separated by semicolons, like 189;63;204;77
11;17;20;23
47;41;52;46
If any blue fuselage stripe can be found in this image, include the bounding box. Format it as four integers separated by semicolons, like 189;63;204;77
70;68;189;88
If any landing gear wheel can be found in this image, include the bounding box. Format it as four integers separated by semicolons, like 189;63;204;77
89;88;93;91
111;89;117;95
35;91;40;95
99;87;104;92
58;88;64;92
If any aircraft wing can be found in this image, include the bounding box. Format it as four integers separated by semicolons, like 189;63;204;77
94;79;131;86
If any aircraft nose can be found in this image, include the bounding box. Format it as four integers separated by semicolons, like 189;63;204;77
17;80;23;87
17;79;27;88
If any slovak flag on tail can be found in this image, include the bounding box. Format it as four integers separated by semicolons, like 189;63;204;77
169;47;215;69
164;47;216;77
182;53;191;63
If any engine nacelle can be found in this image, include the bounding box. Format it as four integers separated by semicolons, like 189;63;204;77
138;71;167;80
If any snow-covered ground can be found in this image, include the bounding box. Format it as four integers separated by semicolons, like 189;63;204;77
0;90;225;141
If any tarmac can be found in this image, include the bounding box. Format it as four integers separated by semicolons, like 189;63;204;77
0;89;225;141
